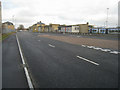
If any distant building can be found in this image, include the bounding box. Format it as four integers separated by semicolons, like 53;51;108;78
59;25;79;33
0;1;2;33
90;27;120;34
29;21;45;32
3;21;15;30
59;24;89;33
2;22;15;33
44;25;49;32
49;24;60;32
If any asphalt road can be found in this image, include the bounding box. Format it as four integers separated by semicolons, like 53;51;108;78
2;34;28;88
14;31;118;88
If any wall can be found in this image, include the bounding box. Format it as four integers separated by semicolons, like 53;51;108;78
79;24;89;33
72;26;79;33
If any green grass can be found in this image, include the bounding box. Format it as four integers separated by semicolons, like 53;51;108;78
0;32;16;41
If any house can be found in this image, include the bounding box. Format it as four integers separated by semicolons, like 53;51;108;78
44;25;49;32
30;21;45;32
49;24;60;32
2;22;15;33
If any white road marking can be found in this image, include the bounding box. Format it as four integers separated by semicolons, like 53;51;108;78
38;40;41;41
93;47;102;50
81;44;118;55
82;45;86;47
48;44;55;48
100;49;111;52
87;46;95;49
16;34;34;89
24;67;34;89
77;56;99;66
16;35;25;65
110;51;120;54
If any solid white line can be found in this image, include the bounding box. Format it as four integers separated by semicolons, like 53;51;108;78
77;56;99;66
24;67;34;89
16;34;34;89
16;35;25;64
48;44;55;48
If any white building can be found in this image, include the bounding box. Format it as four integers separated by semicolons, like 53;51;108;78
60;25;79;33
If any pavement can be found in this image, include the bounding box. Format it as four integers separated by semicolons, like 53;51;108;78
11;31;118;88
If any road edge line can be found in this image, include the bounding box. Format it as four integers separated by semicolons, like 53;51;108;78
16;33;34;89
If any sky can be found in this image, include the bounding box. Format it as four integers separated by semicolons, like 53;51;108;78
1;0;119;28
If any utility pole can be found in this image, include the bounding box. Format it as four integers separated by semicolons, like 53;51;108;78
0;1;2;33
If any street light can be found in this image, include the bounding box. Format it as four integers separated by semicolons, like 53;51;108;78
106;8;109;28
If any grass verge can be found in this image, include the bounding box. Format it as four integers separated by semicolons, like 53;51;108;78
0;32;16;41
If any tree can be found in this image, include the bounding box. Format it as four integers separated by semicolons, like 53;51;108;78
17;24;24;30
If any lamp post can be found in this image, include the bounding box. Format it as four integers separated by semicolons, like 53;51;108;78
106;8;109;28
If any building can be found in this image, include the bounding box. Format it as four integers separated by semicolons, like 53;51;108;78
78;24;89;33
90;27;120;34
44;25;49;32
0;1;2;33
2;22;15;33
49;24;60;32
59;25;79;33
59;24;89;33
3;21;15;30
29;21;45;32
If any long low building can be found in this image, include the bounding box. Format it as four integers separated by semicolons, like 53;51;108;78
89;27;120;34
58;24;89;33
29;21;90;34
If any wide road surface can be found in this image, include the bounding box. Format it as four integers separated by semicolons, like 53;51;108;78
16;31;118;88
2;31;118;89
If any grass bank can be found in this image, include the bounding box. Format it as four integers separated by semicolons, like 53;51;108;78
0;32;16;41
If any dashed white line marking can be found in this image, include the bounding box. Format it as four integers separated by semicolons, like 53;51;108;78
48;44;55;48
82;45;86;47
81;45;119;55
87;46;95;49
16;34;34;89
110;51;120;54
77;56;99;66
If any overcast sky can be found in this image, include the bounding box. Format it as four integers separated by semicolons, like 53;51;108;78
1;0;119;28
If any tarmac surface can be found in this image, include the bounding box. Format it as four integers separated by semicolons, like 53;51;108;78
2;31;119;88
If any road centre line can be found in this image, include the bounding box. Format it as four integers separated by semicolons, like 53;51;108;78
16;34;34;89
77;56;99;66
48;44;55;48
